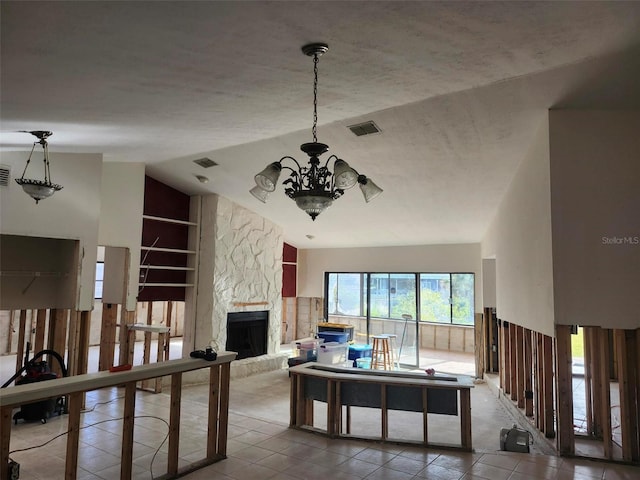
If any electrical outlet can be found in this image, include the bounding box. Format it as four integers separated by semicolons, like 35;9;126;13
8;459;20;479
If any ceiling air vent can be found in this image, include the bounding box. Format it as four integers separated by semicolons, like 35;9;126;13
193;157;218;168
348;121;381;137
0;165;10;187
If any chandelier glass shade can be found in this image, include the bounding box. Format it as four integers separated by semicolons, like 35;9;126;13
15;130;63;204
250;43;382;221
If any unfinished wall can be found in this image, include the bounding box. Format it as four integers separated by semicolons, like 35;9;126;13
549;110;640;329
0;151;102;310
481;117;555;337
98;162;145;311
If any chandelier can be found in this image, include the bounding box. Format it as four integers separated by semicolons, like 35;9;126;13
15;130;63;203
250;43;382;220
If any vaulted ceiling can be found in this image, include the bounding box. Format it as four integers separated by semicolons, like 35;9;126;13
2;1;640;248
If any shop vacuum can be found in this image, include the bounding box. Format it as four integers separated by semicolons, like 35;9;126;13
1;342;68;424
500;424;534;453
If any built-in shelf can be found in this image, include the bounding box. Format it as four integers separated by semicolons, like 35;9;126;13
140;246;196;254
141;283;194;287
143;214;197;226
139;265;195;271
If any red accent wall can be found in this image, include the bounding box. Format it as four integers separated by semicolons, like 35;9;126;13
138;176;190;302
282;242;297;297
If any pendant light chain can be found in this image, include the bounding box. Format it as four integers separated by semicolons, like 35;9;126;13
312;53;319;143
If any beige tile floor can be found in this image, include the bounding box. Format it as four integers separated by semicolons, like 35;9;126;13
3;344;639;479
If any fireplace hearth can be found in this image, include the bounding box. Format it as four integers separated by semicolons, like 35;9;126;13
226;311;268;360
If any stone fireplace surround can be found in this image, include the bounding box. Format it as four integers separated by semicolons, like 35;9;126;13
181;195;288;384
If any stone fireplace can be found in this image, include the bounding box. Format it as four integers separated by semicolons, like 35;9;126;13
186;195;287;379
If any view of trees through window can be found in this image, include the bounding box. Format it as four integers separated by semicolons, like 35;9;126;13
327;272;474;325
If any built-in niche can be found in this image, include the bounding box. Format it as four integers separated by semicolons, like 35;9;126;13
0;234;78;310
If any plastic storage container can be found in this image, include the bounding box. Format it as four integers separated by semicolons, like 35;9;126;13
293;338;323;360
355;357;372;369
317;342;349;365
317;323;355;342
317;331;349;344
348;344;373;362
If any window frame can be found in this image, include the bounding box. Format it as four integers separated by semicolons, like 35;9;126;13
324;271;474;326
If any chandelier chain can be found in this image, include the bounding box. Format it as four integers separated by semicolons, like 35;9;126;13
312;53;319;143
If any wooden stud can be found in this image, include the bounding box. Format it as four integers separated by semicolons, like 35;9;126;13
6;310;14;355
509;323;517;401
615;329;640;462
422;387;429;445
555;325;574;455
217;362;231;456
586;327;604;438
48;309;68;377
165;300;173;356
142;302;153;389
120;382;136;480
207;365;220;458
516;325;525;408
460;388;472;450
66;311;79;376
34;309;47;353
15;310;27;380
99;304;118;371
583;327;595;436
65;391;83;480
168;372;182;476
503;323;511;395
381;384;388;440
1;407;11;480
599;328;613;459
543;334;555;438
524;328;533;417
474;312;485;378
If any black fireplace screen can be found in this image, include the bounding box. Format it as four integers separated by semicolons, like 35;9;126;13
226;311;268;360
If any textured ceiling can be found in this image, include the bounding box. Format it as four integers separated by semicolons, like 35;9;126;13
2;1;640;248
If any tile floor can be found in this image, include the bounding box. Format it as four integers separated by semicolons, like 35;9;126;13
3;344;639;479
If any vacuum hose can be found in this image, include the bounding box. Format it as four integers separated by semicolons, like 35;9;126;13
1;349;68;389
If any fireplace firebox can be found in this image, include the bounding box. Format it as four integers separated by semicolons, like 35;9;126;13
226;311;268;360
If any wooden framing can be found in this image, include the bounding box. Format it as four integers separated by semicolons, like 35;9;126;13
509;322;517;401
47;308;68;377
543;334;555;438
515;325;525;408
0;355;236;480
503;322;511;394
14;310;27;379
98;303;118;370
523;328;533;416
555;325;574;455
599;328;613;458
33;309;47;353
615;329;640;462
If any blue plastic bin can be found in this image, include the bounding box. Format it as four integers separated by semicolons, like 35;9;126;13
349;344;373;366
317;331;349;344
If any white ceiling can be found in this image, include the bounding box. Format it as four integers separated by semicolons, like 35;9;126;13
2;1;640;249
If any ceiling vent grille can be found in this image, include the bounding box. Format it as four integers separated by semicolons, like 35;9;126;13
348;121;381;137
0;165;10;187
193;157;218;168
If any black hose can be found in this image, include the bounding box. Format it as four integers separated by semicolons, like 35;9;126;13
1;349;68;389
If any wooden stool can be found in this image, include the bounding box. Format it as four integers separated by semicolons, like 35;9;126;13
385;333;400;369
371;335;393;370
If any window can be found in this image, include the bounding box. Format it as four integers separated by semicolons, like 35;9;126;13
326;272;474;325
95;261;104;300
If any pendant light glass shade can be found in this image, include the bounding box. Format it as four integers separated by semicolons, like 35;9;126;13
249;185;270;203
293;192;333;221
254;162;281;192
358;176;383;203
333;159;359;190
15;130;63;204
